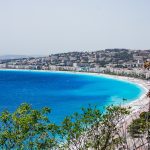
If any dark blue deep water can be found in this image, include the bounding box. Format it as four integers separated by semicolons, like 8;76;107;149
0;70;144;123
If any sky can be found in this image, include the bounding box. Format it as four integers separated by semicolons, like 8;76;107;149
0;0;150;55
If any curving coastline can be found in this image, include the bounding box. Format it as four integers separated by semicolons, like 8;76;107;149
0;68;149;114
97;73;149;112
69;71;149;114
65;71;149;114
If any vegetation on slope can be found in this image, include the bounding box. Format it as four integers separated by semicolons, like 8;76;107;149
128;111;150;138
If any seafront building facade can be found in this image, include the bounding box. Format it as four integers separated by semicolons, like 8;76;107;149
0;49;150;79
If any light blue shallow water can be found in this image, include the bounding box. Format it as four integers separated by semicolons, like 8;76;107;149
0;70;145;124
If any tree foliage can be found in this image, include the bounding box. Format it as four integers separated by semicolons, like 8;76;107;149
0;103;59;150
0;103;130;150
128;111;150;138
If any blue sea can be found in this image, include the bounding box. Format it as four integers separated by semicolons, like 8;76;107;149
0;70;145;124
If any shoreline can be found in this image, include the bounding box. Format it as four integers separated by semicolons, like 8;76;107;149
98;74;149;112
0;68;149;114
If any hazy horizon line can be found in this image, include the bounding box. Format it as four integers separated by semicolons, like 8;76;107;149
1;48;150;56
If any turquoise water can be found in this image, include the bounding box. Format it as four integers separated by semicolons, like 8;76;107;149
0;70;145;123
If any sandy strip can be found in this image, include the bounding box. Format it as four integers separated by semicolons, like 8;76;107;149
102;74;149;113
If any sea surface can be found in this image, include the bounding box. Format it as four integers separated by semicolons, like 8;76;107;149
0;70;145;124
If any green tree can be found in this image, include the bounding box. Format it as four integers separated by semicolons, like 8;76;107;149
0;103;130;150
60;105;130;150
0;103;59;150
128;89;150;149
128;111;150;138
59;105;102;150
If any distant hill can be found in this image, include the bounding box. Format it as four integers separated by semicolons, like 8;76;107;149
0;55;29;60
0;55;44;60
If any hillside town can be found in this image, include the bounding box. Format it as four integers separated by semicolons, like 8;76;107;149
0;49;150;79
